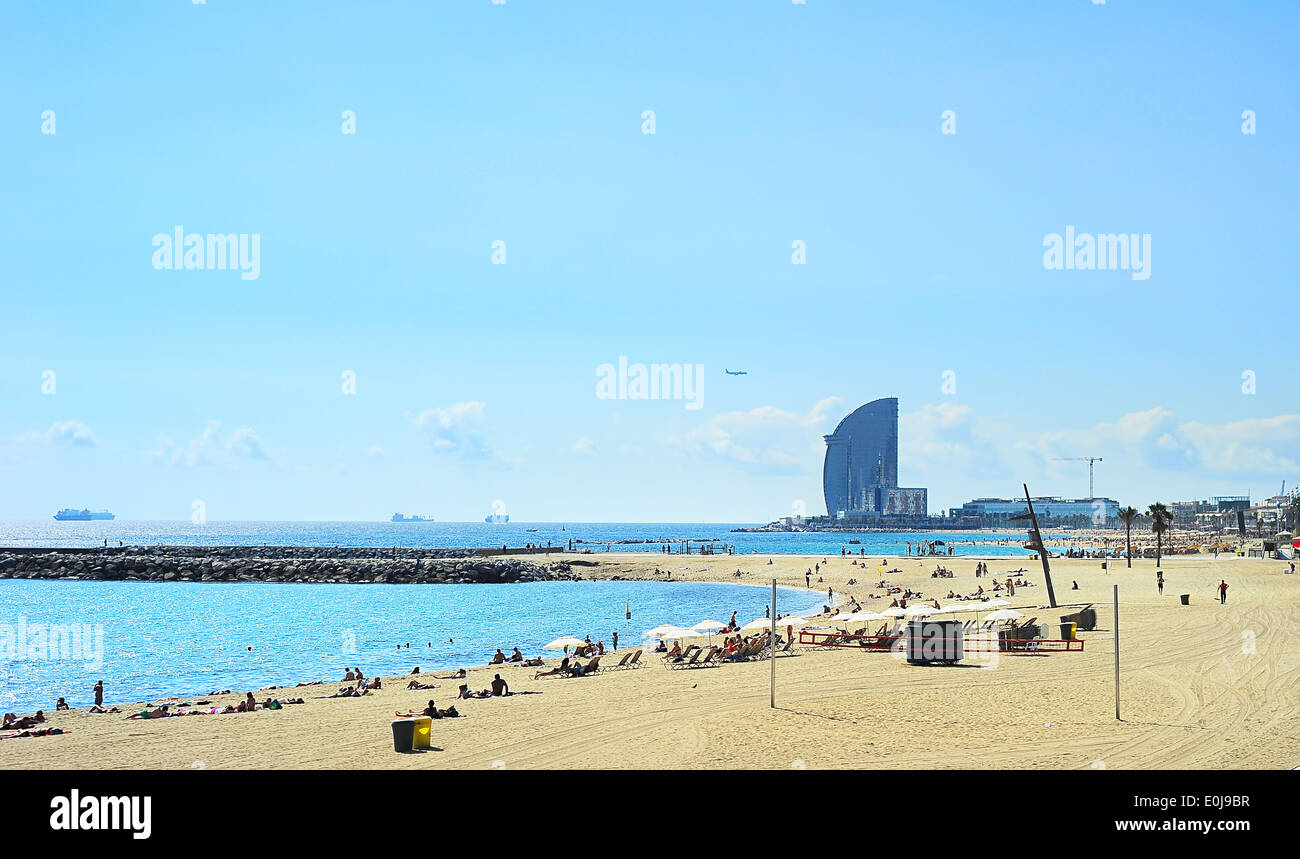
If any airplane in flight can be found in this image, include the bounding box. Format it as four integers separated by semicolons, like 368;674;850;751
724;369;748;375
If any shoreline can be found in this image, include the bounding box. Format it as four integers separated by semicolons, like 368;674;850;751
4;552;1295;769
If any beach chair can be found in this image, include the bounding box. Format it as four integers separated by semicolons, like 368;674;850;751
610;649;643;670
570;655;601;677
670;648;705;669
685;646;720;668
776;637;799;657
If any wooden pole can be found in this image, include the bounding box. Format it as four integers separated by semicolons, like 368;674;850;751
770;578;777;709
1113;584;1120;720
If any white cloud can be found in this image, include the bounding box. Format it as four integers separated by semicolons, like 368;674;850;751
150;420;273;467
669;397;842;474
19;420;99;448
571;436;596;457
409;401;517;465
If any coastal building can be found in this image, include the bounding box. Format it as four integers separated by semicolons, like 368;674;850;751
822;397;928;520
947;496;1120;527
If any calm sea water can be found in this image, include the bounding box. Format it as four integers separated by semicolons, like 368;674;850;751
0;579;823;715
0;520;1034;556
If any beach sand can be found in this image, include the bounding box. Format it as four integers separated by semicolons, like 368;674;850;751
2;552;1296;769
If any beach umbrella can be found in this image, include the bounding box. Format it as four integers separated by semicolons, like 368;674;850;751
902;604;938;617
880;606;908;618
692;620;727;632
740;617;777;632
981;598;1011;609
544;636;586;650
643;624;678;637
654;625;702;640
829;611;857;621
775;616;809;628
982;609;1024;622
843;610;886;622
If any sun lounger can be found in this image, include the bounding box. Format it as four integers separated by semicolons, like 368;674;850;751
562;656;602;677
669;648;705;669
775;637;799;657
609;649;643;670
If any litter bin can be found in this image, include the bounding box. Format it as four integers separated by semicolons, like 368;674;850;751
412;715;432;750
1058;622;1076;641
391;718;416;753
1179;594;1190;605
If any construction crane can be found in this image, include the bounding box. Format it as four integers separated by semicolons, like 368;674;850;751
1054;456;1103;499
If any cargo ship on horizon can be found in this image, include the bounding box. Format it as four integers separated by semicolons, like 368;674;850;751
53;508;115;521
391;513;435;522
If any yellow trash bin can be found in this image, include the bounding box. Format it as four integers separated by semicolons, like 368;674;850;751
412;715;432;750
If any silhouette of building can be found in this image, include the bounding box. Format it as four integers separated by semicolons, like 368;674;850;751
822;397;927;519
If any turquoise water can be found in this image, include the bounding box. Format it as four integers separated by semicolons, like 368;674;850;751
0;578;822;714
0;520;1040;556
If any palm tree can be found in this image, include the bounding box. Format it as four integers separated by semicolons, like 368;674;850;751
1147;502;1173;568
1118;507;1139;568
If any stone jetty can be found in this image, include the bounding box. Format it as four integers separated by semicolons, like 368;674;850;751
0;546;576;585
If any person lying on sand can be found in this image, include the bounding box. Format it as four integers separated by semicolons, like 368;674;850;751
87;705;120;714
396;699;459;719
321;686;368;698
458;684;489;699
4;713;48;729
407;680;440;690
533;658;569;679
126;705;171;720
518;657;544;667
433;669;467;680
294;680;323;687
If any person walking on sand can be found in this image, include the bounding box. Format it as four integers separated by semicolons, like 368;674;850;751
1218;579;1229;604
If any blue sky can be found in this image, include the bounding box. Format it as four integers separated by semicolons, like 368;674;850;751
2;0;1296;522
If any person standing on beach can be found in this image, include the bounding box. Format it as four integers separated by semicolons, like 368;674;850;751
612;631;618;651
805;570;811;587
1157;573;1164;595
1218;580;1229;604
93;680;104;708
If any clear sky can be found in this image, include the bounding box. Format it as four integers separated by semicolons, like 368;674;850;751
2;1;1296;522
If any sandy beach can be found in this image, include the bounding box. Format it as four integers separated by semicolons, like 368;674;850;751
2;552;1296;770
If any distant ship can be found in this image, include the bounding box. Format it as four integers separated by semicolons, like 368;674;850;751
54;508;115;521
484;513;509;524
391;513;434;522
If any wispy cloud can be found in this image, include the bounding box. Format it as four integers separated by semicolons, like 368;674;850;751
18;420;99;448
571;436;596;457
149;420;273;467
669;397;842;474
409;401;517;465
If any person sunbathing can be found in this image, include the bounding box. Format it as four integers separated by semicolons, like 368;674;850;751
661;643;683;661
432;669;467;680
369;676;382;690
126;705;171;720
55;697;69;711
294;680;324;687
533;658;570;679
458;684;489;699
407;680;440;690
323;686;367;698
509;647;524;662
490;674;510;696
519;657;544;667
489;649;506;665
396;699;459;719
342;669;356;682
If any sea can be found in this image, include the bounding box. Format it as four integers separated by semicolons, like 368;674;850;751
0;521;1034;714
